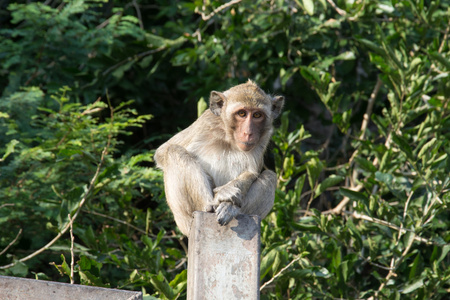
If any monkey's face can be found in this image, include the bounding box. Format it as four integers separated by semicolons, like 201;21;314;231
232;107;267;152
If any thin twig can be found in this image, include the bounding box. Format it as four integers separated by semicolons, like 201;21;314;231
168;258;187;273
82;209;174;240
324;77;383;214
322;184;364;215
102;46;166;76
397;191;414;241
83;209;145;233
200;0;242;21
0;203;15;210
377;230;415;294
304;181;319;216
96;12;122;29
0;229;23;256
68;214;75;284
260;256;302;291
438;19;450;53
359;254;393;271
325;0;347;16
360;77;382;139
297;208;441;246
344;211;437;245
132;0;144;29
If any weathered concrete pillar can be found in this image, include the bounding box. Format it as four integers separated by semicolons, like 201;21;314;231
187;211;261;300
0;275;142;300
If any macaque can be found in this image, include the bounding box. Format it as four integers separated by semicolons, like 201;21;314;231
154;80;284;236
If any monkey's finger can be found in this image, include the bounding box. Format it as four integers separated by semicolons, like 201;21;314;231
217;213;232;226
215;201;230;215
216;203;241;226
205;204;216;212
216;202;231;225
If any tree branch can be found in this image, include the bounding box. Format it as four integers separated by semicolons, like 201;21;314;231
132;0;144;30
260;256;302;291
325;0;347;16
322;184;364;215
360;76;382;139
343;210;438;245
199;0;242;21
0;229;22;257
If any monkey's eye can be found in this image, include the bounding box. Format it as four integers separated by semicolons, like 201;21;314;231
253;112;263;118
237;110;247;117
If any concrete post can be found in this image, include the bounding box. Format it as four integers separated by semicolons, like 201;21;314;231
0;275;142;300
187;211;261;300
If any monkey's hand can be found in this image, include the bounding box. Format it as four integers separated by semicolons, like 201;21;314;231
215;202;241;226
213;183;243;207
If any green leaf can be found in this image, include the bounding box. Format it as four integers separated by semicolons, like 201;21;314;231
356;38;384;55
339;188;368;202
1;139;19;161
429;51;450;70
291;222;320;233
78;255;92;270
355;156;377;173
60;254;71;277
260;246;285;280
169;269;187;292
300;66;322;90
79;270;109;287
315;175;344;197
339;260;349;282
392;133;413;160
302;0;314;15
408;253;421;280
150;271;175;299
401;278;424;294
9;261;29;277
197;97;208;117
112;60;136;79
417;137;436;158
375;171;393;185
306;158;324;189
433;244;450;265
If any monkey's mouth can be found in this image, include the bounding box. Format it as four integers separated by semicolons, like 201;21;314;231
238;141;256;151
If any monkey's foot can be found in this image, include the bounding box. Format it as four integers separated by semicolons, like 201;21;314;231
215;202;241;226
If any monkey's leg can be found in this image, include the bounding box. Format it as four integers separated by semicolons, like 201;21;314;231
162;144;215;236
240;170;276;218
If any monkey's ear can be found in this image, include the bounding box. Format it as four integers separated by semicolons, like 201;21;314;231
209;91;226;116
271;96;284;119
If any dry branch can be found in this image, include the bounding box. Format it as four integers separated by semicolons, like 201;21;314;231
0;229;22;257
199;0;242;21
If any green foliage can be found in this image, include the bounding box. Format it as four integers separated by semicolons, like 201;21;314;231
1;0;449;299
0;87;178;295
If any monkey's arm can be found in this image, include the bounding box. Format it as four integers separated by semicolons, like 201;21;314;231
155;112;217;169
154;126;197;170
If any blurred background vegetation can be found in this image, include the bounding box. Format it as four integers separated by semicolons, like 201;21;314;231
0;0;449;299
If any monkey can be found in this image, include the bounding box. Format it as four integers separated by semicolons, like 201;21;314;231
154;80;284;236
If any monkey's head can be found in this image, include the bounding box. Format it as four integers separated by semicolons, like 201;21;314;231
209;80;284;152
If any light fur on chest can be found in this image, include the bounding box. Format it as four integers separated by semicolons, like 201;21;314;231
186;142;261;187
